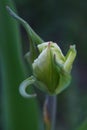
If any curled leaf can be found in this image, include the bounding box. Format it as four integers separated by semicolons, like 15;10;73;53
19;76;36;98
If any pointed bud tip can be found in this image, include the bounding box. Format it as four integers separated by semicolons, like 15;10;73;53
48;42;51;48
70;45;76;52
70;44;76;48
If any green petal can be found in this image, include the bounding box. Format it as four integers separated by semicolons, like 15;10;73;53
64;45;77;73
38;41;65;66
38;42;65;63
19;76;36;98
54;55;71;94
33;44;52;86
33;43;59;93
55;71;71;94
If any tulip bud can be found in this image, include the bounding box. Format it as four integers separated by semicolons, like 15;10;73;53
19;41;76;97
32;41;76;95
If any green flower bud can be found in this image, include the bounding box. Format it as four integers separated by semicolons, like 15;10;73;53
19;41;76;98
32;41;76;95
19;42;76;98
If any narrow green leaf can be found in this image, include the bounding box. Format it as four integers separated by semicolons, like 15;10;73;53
6;6;44;45
0;0;42;130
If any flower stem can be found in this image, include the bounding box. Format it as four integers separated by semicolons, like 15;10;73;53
51;96;57;130
43;95;57;130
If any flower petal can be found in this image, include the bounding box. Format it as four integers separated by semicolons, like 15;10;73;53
54;55;71;94
64;45;77;73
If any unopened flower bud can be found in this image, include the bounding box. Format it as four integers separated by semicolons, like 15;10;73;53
32;41;76;95
19;41;76;97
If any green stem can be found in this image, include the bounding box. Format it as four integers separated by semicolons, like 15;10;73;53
43;95;57;130
51;96;57;130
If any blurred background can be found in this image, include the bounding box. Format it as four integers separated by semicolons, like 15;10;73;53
0;0;87;130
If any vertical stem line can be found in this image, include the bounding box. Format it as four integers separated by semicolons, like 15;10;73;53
51;96;57;130
43;95;57;130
